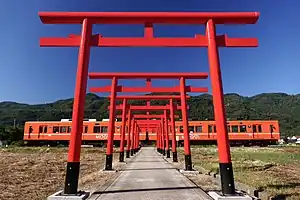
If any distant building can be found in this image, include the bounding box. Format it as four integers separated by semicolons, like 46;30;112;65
102;119;118;122
0;140;8;147
296;136;300;144
284;136;300;144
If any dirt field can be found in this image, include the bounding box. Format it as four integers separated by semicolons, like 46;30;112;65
178;146;300;200
0;147;120;200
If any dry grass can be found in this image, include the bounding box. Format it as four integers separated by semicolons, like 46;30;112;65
0;147;119;200
178;145;300;200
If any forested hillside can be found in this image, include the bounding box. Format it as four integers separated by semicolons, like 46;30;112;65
1;93;300;137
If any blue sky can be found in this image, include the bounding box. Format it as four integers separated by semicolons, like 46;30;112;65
0;0;299;104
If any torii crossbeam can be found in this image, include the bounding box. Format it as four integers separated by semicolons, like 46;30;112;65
90;73;208;93
116;114;179;119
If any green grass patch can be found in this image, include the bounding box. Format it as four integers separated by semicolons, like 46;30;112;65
179;146;300;199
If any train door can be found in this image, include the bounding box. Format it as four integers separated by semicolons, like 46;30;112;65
38;125;48;139
28;125;33;138
269;124;275;138
208;124;216;139
252;124;262;139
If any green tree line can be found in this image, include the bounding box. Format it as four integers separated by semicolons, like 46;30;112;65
0;92;299;144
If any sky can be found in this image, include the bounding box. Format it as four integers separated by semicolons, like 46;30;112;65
0;0;299;104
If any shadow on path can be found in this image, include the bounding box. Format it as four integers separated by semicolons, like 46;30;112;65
119;167;177;171
93;186;201;194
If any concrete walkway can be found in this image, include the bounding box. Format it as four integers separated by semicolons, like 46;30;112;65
89;147;212;200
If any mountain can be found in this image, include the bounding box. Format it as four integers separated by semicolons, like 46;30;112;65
0;92;300;137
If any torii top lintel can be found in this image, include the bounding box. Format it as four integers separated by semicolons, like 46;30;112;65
111;104;187;110
39;12;259;25
112;95;190;100
116;114;180;119
39;12;259;48
89;72;208;79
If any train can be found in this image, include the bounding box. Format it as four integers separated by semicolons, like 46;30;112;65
23;119;280;146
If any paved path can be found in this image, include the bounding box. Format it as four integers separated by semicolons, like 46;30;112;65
89;147;212;200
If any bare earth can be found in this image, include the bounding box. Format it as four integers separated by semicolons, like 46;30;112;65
0;147;121;200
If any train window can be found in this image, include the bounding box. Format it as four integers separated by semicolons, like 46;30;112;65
208;125;213;133
188;126;194;133
101;126;108;133
231;125;238;132
53;126;59;133
29;126;33;133
253;125;257;132
239;125;247;133
93;126;101;133
39;126;43;133
84;126;88;133
227;126;231;132
195;126;202;133
67;126;71;133
43;126;47;133
179;126;183;133
60;126;67;133
258;125;262;132
209;125;217;133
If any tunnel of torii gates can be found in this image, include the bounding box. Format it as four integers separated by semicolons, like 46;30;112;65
90;73;205;172
115;107;180;160
38;11;259;196
106;95;191;164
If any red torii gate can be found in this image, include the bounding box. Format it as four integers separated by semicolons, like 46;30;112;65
39;11;259;196
110;102;185;160
110;95;189;162
135;119;164;155
121;118;161;158
93;73;204;171
116;112;180;161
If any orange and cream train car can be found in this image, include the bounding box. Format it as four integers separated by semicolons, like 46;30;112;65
24;119;280;146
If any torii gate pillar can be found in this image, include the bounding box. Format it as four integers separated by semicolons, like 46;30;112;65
170;99;178;162
64;19;92;195
119;99;127;162
105;77;118;170
180;77;192;171
126;110;132;158
207;19;234;194
164;110;171;158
